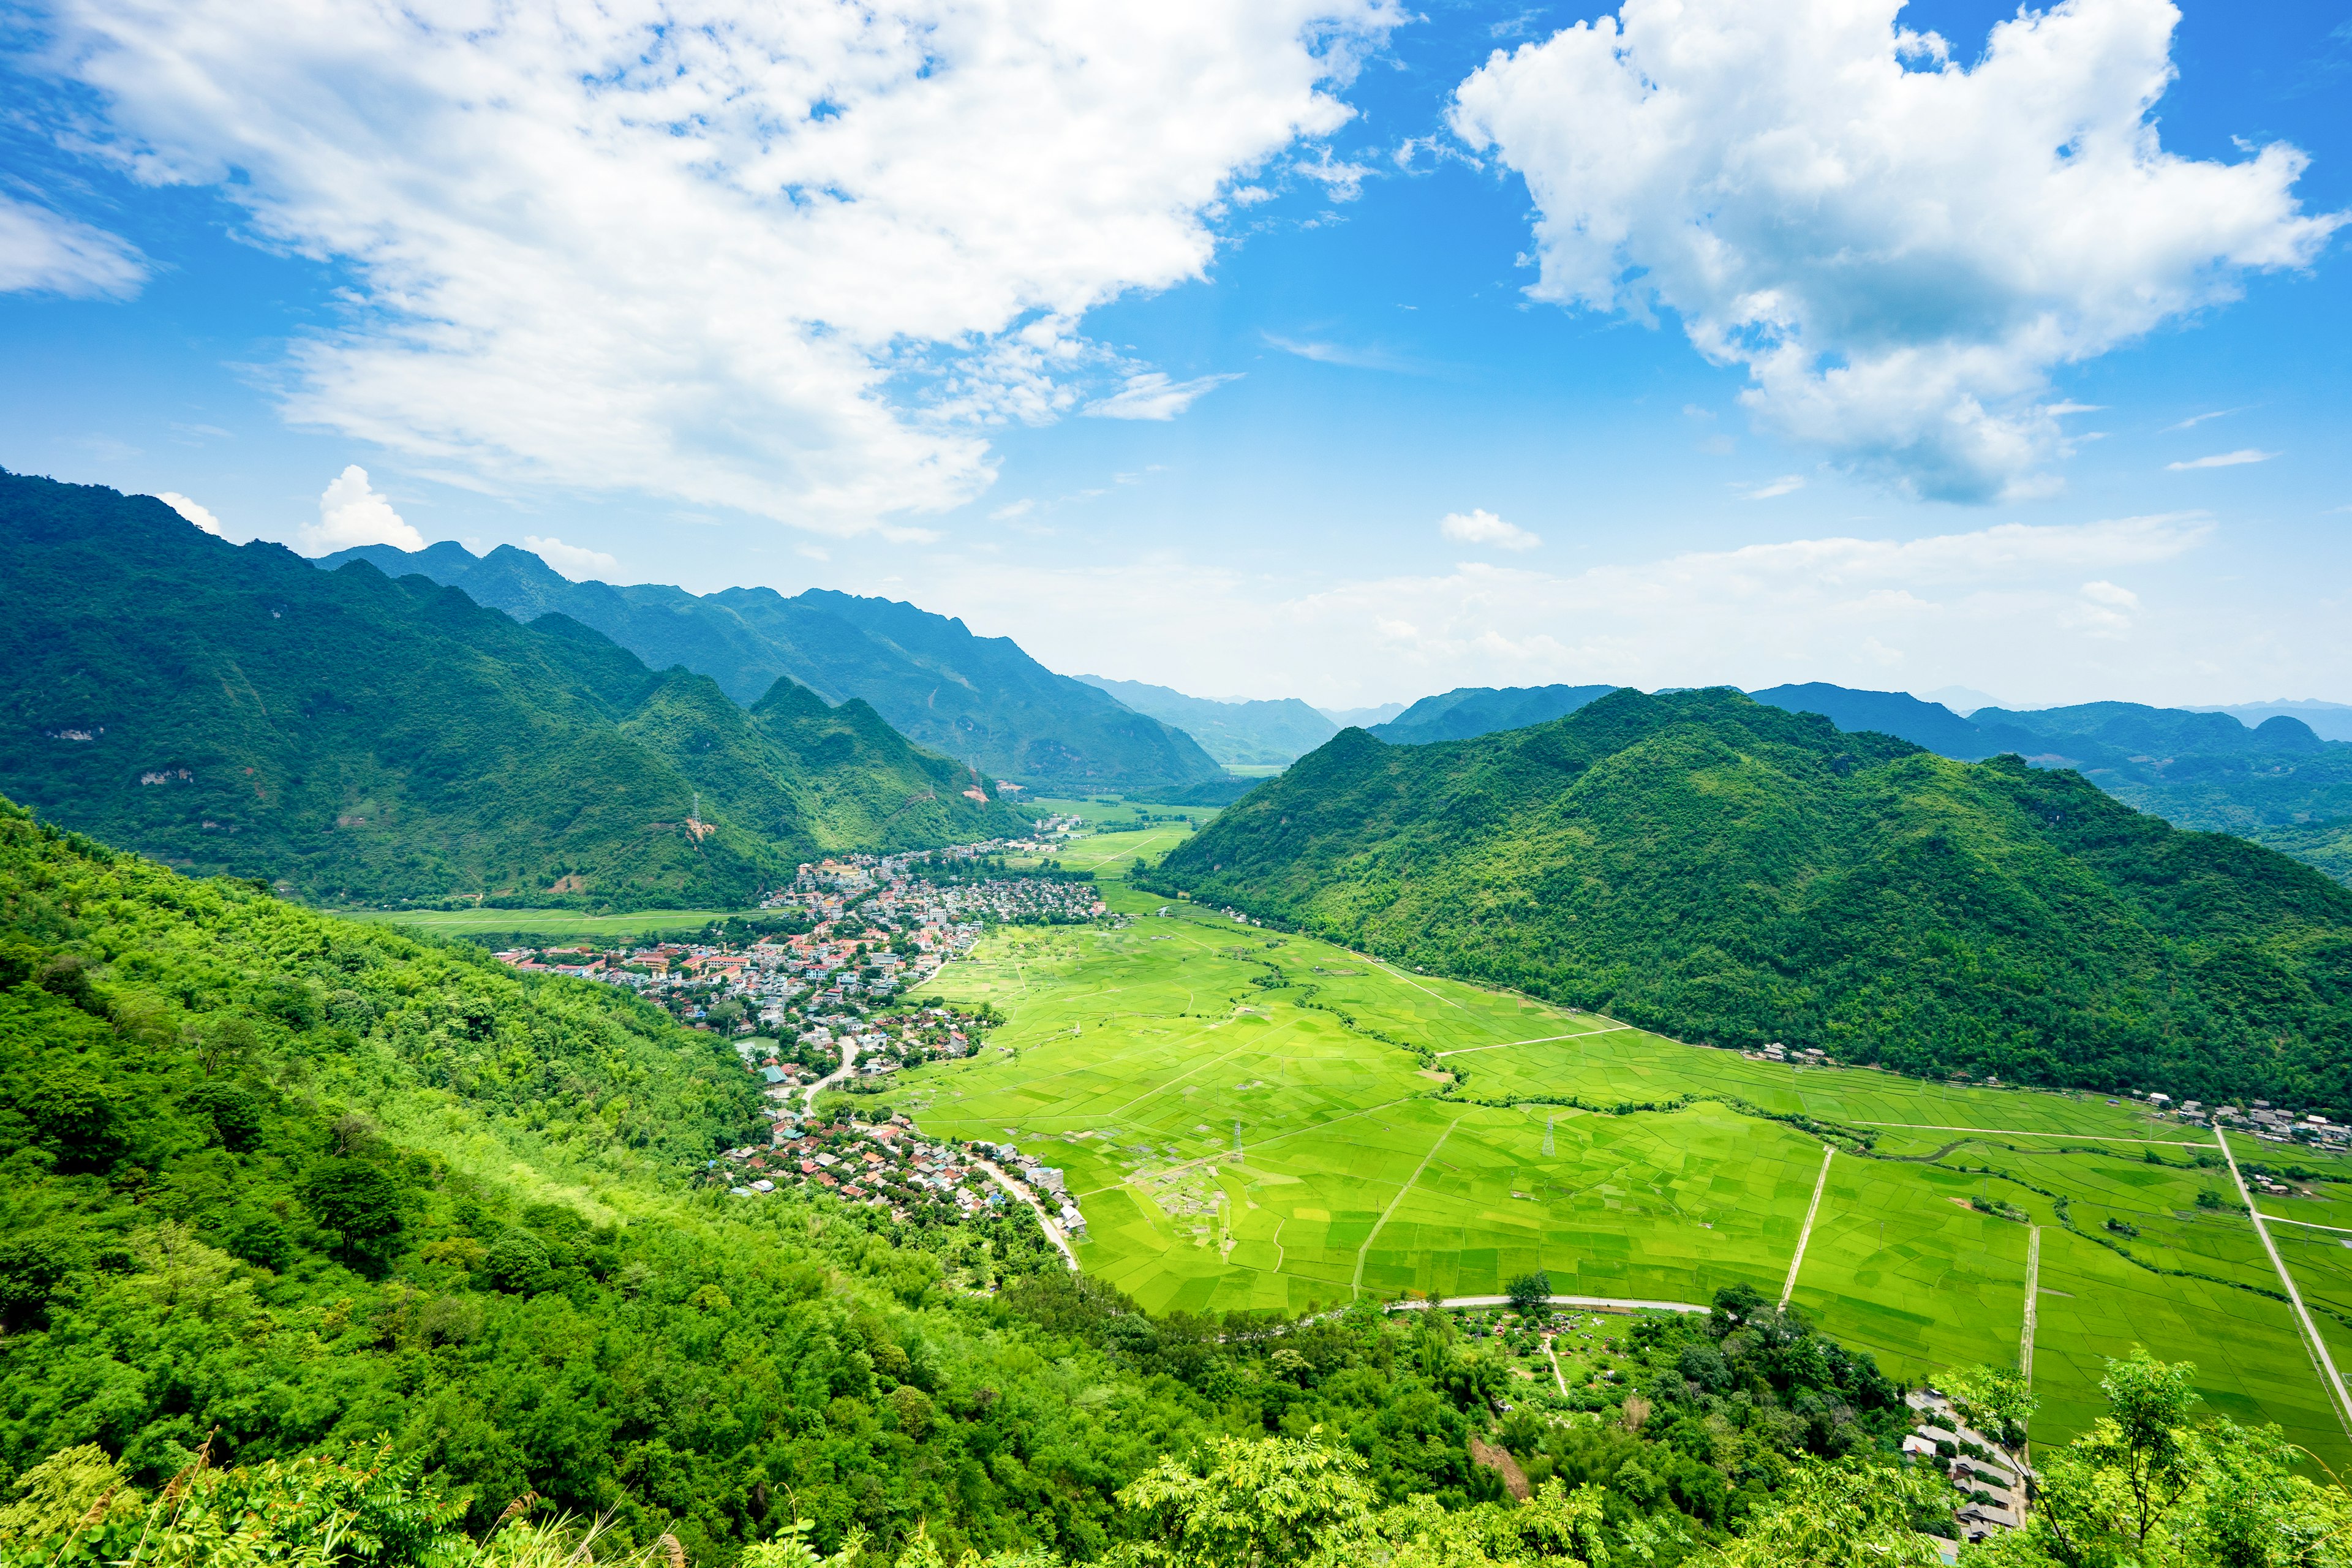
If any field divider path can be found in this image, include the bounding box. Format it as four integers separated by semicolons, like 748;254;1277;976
2260;1213;2352;1235
1351;1115;1468;1294
2022;1225;2042;1385
1434;1028;1633;1059
2216;1130;2352;1443
1781;1145;1836;1306
1853;1121;2210;1146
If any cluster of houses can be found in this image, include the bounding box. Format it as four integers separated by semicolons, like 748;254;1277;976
1902;1388;2021;1554
973;1140;1088;1237
2141;1093;2351;1145
1743;1041;1830;1066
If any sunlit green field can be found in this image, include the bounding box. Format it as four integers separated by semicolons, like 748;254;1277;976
339;906;757;941
890;837;2352;1463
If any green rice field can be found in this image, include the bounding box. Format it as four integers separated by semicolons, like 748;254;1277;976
887;818;2352;1464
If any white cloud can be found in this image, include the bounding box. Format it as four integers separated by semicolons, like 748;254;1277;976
157;491;225;537
899;513;2223;709
2163;407;2244;431
1439;508;1542;551
303;466;424;554
1085;372;1245;421
1738;475;1806;501
1450;0;2344;504
0;191;146;298
989;499;1036;521
45;1;1396;530
522;535;619;580
2167;448;2278;470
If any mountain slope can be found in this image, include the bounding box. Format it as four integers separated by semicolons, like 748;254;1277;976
1074;674;1338;765
1370;684;1619;744
0;472;1023;905
1749;683;2352;877
317;542;1227;794
1152;688;2352;1108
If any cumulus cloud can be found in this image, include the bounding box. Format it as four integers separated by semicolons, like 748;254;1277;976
303;466;424;554
522;535;619;580
2167;449;2278;470
157;491;225;537
1439;508;1541;551
0;191;146;298
41;1;1393;531
1450;0;2344;503
1085;372;1245;421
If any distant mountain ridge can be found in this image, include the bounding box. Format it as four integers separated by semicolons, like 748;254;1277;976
1074;675;1338;766
1151;688;2352;1108
1746;682;2352;880
0;471;1027;905
315;541;1232;797
1370;684;1620;744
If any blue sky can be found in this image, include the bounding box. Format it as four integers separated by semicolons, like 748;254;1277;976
2;0;2346;712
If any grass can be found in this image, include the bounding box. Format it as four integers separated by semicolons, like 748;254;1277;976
337;907;761;941
884;816;2352;1462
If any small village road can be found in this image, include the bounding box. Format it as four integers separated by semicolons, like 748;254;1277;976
976;1159;1080;1271
801;1035;858;1115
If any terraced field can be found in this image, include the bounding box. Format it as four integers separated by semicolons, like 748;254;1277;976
885;823;2352;1464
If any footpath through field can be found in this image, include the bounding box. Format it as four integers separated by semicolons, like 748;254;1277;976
1781;1146;1835;1305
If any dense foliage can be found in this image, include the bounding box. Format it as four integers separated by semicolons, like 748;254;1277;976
313;541;1227;796
0;471;1026;907
1151;689;2352;1110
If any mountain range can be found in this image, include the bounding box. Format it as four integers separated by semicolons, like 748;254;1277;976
1074;674;1338;765
1150;688;2352;1108
315;541;1237;798
0;471;1027;905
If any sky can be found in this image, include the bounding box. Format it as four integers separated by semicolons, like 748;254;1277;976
2;0;2347;714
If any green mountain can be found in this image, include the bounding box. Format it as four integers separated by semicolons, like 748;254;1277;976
1370;684;1618;744
1074;674;1338;766
316;541;1229;796
0;472;1025;906
1151;688;2352;1109
1749;684;2352;880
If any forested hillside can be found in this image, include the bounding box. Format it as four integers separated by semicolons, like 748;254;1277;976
1152;689;2352;1109
317;541;1232;797
0;472;1025;906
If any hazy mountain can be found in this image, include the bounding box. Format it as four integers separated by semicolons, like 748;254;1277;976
1150;688;2352;1107
315;541;1229;796
1317;701;1409;728
2188;700;2352;744
1075;675;1338;766
1369;684;1619;744
1;471;1025;905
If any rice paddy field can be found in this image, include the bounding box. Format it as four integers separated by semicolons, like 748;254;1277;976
886;818;2352;1464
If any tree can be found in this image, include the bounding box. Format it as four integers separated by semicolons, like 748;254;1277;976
18;1066;120;1169
1506;1271;1553;1322
1708;1457;1947;1567
1109;1431;1376;1568
301;1158;404;1265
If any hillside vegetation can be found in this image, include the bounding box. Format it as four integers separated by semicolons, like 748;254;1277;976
1150;689;2352;1109
317;541;1231;797
1370;685;1618;745
1074;676;1336;766
0;472;1025;907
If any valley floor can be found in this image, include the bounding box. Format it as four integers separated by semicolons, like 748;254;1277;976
885;874;2352;1469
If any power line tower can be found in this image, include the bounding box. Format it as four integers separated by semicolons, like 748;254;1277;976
1542;1115;1556;1158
